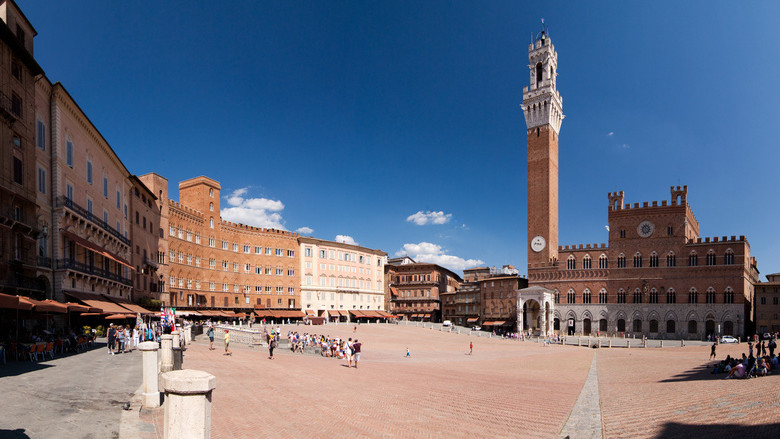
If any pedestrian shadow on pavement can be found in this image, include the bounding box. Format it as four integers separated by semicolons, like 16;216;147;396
658;364;715;382
0;428;31;438
656;422;780;438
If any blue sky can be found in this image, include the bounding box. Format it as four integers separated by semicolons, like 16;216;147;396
20;1;780;279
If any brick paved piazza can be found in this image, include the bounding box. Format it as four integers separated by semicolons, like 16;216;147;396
140;324;780;439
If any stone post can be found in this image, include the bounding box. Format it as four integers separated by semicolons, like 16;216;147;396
578;337;581;347
660;340;664;348
173;346;183;371
681;339;685;347
161;334;174;373
626;340;630;349
160;370;216;439
597;339;601;348
172;330;181;349
608;339;612;348
138;341;160;408
643;339;647;348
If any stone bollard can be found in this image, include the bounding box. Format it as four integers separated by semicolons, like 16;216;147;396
160;370;216;439
138;341;160;408
681;339;685;347
643;339;647;348
608;339;612;348
660;340;664;348
173;347;183;371
172;331;181;349
578;338;581;347
597;339;602;348
626;340;630;349
161;334;174;373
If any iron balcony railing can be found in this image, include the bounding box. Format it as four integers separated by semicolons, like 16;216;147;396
57;258;133;286
59;196;130;246
37;256;52;268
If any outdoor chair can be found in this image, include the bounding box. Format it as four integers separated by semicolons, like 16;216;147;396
45;342;55;360
27;344;37;362
54;339;65;354
35;343;46;361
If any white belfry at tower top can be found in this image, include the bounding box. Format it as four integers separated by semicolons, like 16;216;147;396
522;30;564;134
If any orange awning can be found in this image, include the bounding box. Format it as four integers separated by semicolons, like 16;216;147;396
467;318;478;323
65;291;133;314
106;295;154;315
105;313;136;320
0;293;23;310
305;310;316;316
61;229;133;269
18;297;68;313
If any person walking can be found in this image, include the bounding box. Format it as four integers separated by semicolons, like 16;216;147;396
710;342;717;360
107;324;116;355
224;329;231;356
207;326;215;350
268;337;276;359
405;347;410;358
469;341;473;355
346;338;354;367
352;339;361;368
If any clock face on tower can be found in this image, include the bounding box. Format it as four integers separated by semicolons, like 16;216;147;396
637;220;655;238
531;235;546;253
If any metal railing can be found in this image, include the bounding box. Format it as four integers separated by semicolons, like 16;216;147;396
58;196;130;245
37;256;51;268
57;258;133;286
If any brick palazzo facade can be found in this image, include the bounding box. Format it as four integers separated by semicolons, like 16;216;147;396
521;30;759;339
755;273;780;335
386;256;462;322
143;175;300;313
442;266;528;332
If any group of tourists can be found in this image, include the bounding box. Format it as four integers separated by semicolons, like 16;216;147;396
711;339;778;379
106;323;159;355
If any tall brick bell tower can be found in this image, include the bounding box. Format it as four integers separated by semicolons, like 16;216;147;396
523;28;563;269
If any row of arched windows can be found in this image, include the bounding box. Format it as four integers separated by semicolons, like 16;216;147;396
555;286;736;304
566;249;736;270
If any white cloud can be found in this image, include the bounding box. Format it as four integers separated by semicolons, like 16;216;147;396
395;242;484;272
221;187;287;229
406;211;452;226
607;132;614;137
296;226;314;235
335;235;358;246
621;143;630;149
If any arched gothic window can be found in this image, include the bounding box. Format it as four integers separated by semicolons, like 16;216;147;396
724;287;735;304
667;288;676;304
617;288;626;304
706;287;716;304
536;62;543;85
649;251;659;267
617;253;626;268
633;252;642;268
583;289;591;304
633;288;642;304
667;251;676;267
599;288;608;304
598;254;608;269
567;255;576;270
706;250;716;266
583;255;592;269
724;249;734;265
688;288;698;304
567;289;576;304
649;288;658;304
689;251;698;266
